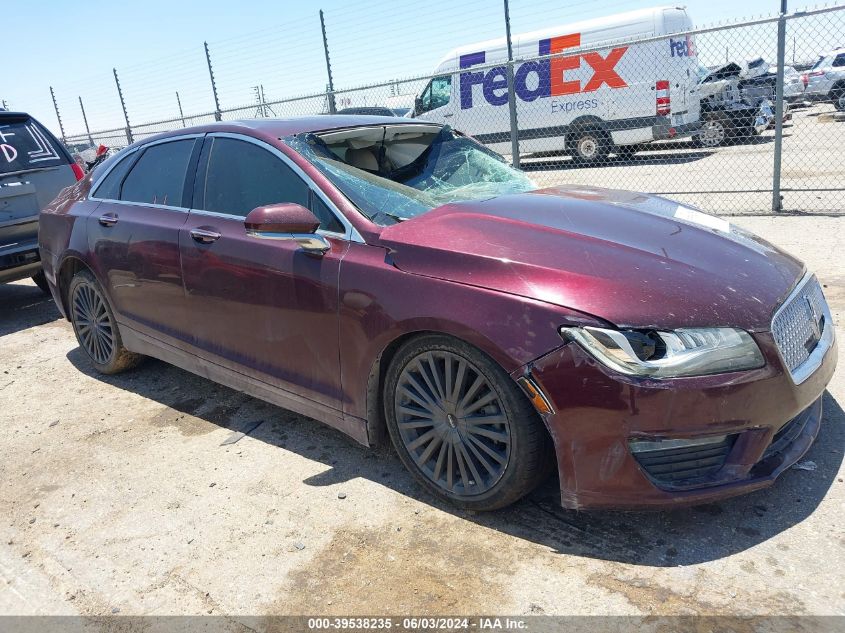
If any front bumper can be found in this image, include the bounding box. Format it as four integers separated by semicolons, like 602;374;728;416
516;330;837;510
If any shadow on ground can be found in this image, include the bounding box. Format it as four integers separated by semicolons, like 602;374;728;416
0;280;62;337
66;345;843;568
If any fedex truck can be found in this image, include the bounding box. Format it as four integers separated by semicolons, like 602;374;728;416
411;6;701;164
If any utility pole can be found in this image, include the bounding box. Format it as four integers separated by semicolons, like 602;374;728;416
176;92;186;127
78;97;94;147
49;87;66;142
772;0;787;212
503;0;520;168
320;10;337;114
204;41;222;121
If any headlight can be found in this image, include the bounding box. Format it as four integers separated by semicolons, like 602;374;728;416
560;326;764;378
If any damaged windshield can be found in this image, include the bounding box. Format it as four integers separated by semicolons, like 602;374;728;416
288;125;535;225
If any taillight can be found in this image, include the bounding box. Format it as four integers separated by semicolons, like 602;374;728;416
656;80;671;116
808;70;825;77
70;163;85;181
801;74;809;88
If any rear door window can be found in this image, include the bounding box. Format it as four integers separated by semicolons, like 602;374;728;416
0;116;68;175
833;53;845;67
92;152;137;200
121;139;195;207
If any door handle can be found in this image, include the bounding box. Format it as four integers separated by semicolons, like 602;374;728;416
443;113;454;118
98;213;118;227
190;227;222;244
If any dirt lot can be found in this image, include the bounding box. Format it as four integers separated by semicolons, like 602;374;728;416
1;215;843;619
525;103;845;214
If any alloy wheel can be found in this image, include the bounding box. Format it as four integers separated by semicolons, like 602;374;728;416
699;119;726;147
394;351;511;496
72;282;114;365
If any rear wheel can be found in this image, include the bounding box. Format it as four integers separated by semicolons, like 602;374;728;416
68;270;143;375
569;128;610;165
384;334;552;511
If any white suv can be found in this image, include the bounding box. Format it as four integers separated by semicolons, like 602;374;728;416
802;48;845;111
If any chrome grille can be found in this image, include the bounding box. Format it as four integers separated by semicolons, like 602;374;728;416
771;275;829;374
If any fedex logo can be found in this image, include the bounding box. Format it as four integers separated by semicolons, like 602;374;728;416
670;35;696;57
459;33;628;109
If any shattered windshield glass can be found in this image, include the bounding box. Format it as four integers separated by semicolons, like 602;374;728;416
288;125;535;225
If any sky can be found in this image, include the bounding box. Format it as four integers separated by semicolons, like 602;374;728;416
2;0;840;139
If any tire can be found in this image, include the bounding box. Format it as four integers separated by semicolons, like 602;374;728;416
696;112;732;148
384;334;552;511
31;270;49;294
832;86;845;112
568;128;610;165
68;269;143;375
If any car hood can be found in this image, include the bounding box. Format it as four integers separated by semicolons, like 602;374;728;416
377;185;804;331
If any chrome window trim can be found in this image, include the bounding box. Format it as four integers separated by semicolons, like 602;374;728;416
203;132;364;244
771;272;835;385
89;133;205;207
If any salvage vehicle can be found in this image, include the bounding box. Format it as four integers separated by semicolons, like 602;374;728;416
411;6;701;164
39;117;836;510
1;111;82;290
802;47;845;111
694;62;781;147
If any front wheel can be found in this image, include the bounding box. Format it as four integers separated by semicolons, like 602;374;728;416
696;112;732;148
68;270;143;374
384;335;552;511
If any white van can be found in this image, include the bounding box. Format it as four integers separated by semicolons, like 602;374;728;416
411;6;701;163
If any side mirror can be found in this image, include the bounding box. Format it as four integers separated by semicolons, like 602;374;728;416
244;203;330;256
414;96;423;115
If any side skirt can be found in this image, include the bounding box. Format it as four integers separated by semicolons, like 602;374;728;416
119;323;370;447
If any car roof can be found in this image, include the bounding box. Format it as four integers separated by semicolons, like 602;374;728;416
143;115;424;146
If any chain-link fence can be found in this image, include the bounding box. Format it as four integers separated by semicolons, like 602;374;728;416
55;3;845;214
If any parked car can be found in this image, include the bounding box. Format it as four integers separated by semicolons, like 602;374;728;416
802;47;845;111
1;110;82;290
411;6;701;163
39;117;836;511
694;62;779;147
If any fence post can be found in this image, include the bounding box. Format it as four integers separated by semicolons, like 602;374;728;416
78;97;94;147
176;92;186;127
772;0;787;212
204;42;222;121
319;10;337;114
49;87;66;142
502;0;520;168
113;68;133;145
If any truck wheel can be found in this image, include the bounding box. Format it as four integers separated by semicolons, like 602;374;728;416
384;334;552;511
832;86;845;112
696;113;732;148
68;269;143;375
569;128;610;165
31;270;50;294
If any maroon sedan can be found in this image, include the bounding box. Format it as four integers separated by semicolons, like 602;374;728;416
38;117;837;510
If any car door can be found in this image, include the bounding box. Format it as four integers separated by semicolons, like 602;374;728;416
179;133;349;410
88;136;201;343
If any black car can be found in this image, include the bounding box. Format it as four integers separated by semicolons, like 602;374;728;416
0;111;80;290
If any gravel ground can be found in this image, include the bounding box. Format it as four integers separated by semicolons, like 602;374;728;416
0;214;843;619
